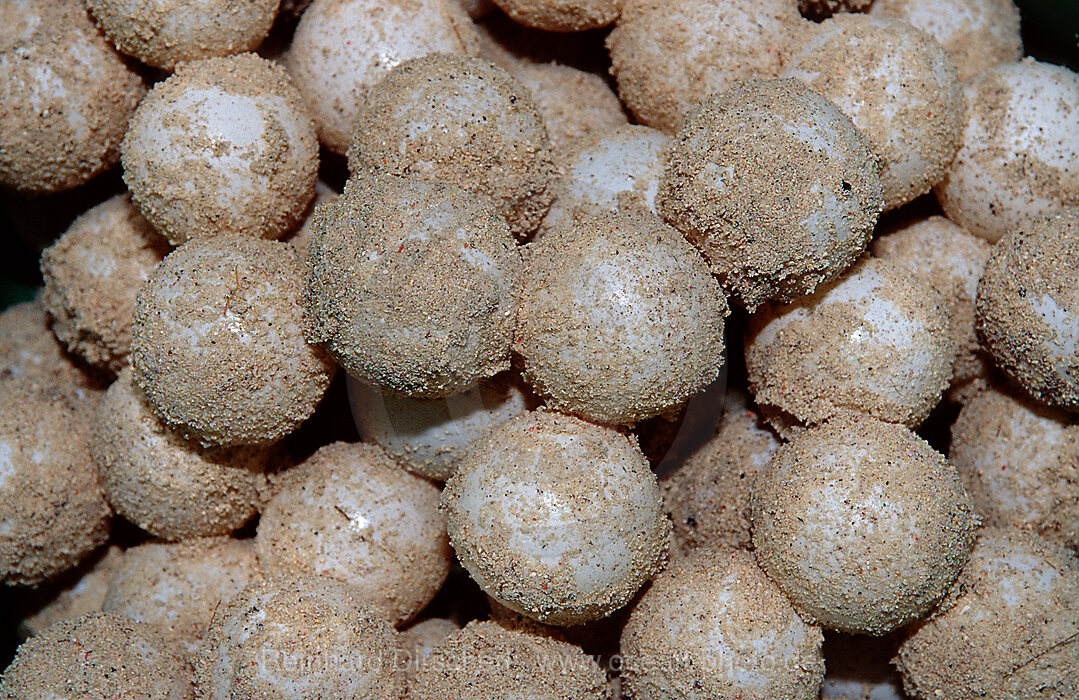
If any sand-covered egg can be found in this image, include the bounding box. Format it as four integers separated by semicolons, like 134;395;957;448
950;384;1079;547
620;548;825;700
896;527;1079;699
85;0;278;70
871;0;1022;82
542;125;669;235
349;371;535;482
304;174;521;399
285;0;479;154
348;53;557;237
606;0;805;133
0;299;105;391
194;576;405;699
442;410;670;626
0;0;145;193
256;441;451;625
411;620;607;699
976;211;1079;412
782;14;964;210
516;210;727;425
492;0;618;32
871;214;994;405
750;415;977;634
0;612;193;699
0;380;111;587
131;236;335;447
91;369;276;540
745;256;956;434
658;78;883;311
935;59;1079;243
16;546;124;639
122;53;319;246
102;538;261;657
40;195;170;373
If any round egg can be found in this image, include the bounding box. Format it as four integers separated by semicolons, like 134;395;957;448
976;211;1079;411
122;53;319;246
0;380;111;587
658;78;883;311
0;299;105;391
348;53;558;237
285;0;480;154
255;441;452;626
620;548;825;700
399;617;460;682
0;612;193;699
131;236;335;447
516;210;728;426
40;195;170;373
895;527;1079;699
491;0;618;32
303;174;521;399
950;384;1079;547
193;576;405;700
411;620;607;699
935;59;1079;242
16;546;124;639
102;538;261;657
661;390;781;555
349;371;536;482
0;0;145;192
85;0;278;70
750;415;978;634
606;0;805;133
781;14;964;210
541;125;670;235
91;369;276;540
745;256;956;435
871;0;1022;81
442;410;671;626
871;214;994;405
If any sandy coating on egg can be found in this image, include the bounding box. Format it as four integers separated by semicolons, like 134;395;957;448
0;612;193;699
348;53;557;237
398;617;460;682
286;0;480;154
85;0;278;70
91;369;275;540
607;0;805;133
0;299;106;391
661;390;781;555
492;0;618;32
896;527;1079;700
194;576;405;700
122;53;319;246
782;14;964;211
131;236;335;447
507;60;627;155
745;256;956;435
349;371;536;482
542;125;669;236
871;0;1022;82
256;441;451;626
976;211;1079;412
659;78;882;311
102;538;262;658
935;59;1079;243
950;385;1079;547
16;545;124;639
40;195;170;374
620;548;825;700
516;210;728;425
442;410;671;626
303;174;521;399
0;0;145;193
0;380;111;587
871;214;994;405
750;415;977;634
410;620;607;699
